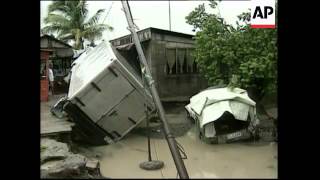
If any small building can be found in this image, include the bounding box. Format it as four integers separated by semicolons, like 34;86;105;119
40;35;74;100
110;27;208;102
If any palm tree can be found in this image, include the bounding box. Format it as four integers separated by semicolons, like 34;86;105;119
42;0;113;49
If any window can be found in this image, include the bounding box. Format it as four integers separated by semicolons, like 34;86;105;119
165;48;198;75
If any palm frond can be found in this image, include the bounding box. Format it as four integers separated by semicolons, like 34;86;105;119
82;24;112;41
84;9;105;27
65;1;88;28
41;25;65;34
43;0;110;48
48;1;68;15
77;0;88;17
83;24;112;35
44;13;70;26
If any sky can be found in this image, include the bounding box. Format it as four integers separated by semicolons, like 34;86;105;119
40;1;250;45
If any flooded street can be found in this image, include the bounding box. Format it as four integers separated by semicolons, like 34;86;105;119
42;96;277;178
80;125;277;178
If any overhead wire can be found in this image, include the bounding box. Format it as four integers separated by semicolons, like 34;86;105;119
102;2;114;24
102;2;117;43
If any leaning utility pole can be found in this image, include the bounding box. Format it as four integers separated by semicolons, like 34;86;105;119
121;0;189;178
169;0;172;30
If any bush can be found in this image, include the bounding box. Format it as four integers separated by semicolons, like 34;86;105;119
186;0;277;100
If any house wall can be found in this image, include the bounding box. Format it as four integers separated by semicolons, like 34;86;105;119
111;28;152;46
110;29;208;102
150;33;208;102
40;37;74;57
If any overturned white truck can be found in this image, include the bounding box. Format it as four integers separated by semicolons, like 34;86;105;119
185;87;260;143
63;42;155;145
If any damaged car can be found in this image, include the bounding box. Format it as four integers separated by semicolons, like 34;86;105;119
185;87;260;144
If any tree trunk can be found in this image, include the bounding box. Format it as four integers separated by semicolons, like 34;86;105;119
247;86;264;103
74;30;84;50
247;86;275;121
80;38;84;49
75;37;80;50
247;86;265;114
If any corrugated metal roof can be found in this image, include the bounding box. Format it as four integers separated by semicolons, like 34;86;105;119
109;27;194;44
41;34;73;48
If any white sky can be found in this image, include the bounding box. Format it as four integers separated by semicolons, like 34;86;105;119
40;1;250;44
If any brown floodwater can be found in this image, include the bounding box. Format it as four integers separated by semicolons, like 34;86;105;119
83;126;277;178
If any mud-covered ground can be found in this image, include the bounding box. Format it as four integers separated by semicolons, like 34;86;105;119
74;102;277;178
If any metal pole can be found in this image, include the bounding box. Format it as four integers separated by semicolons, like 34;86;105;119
169;0;171;31
146;104;152;162
121;1;189;178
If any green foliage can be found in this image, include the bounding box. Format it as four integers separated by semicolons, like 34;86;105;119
186;0;277;97
42;0;113;49
41;145;47;152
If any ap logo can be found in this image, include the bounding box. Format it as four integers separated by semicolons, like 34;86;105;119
251;0;276;28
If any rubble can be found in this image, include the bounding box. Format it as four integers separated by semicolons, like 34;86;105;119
41;138;70;163
50;96;68;119
86;159;101;175
46;154;86;177
41;138;106;179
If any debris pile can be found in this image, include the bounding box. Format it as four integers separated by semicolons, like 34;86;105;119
41;138;106;179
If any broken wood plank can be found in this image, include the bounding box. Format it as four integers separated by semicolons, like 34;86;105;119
86;159;100;170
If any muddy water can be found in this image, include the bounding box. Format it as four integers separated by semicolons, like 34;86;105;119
86;126;277;178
